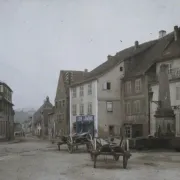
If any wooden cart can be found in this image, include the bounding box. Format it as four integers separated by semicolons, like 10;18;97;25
67;132;93;154
56;135;68;151
89;137;131;168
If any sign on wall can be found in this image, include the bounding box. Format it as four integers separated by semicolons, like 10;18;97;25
76;115;94;122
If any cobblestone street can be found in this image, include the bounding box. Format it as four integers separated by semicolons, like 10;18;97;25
1;137;180;180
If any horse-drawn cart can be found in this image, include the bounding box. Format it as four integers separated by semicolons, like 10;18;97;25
54;132;93;153
89;137;131;168
67;132;93;153
56;135;68;151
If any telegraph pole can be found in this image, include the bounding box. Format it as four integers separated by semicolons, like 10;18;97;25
65;72;73;134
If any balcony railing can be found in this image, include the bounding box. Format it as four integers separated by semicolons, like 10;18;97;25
168;68;180;80
148;68;180;83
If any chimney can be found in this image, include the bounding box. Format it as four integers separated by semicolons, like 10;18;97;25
84;69;88;73
107;55;113;60
174;26;179;41
159;30;166;38
134;41;139;49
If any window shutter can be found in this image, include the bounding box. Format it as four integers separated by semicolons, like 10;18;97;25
103;82;107;90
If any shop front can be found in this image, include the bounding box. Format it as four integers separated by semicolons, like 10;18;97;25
76;115;94;137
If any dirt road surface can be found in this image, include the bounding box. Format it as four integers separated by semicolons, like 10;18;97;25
1;137;180;180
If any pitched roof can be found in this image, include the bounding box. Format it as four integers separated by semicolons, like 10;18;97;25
123;30;179;79
33;96;53;124
70;40;157;87
61;70;88;87
55;70;88;99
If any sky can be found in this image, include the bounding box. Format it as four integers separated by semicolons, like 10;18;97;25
0;0;180;110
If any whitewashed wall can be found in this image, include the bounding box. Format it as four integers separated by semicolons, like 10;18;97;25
69;80;98;134
97;62;124;135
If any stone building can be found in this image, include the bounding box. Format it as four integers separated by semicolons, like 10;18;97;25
48;106;55;139
122;26;180;138
32;96;53;138
69;40;156;137
0;81;14;140
149;26;180;137
54;70;87;136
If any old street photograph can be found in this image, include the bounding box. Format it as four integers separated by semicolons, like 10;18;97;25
1;1;180;180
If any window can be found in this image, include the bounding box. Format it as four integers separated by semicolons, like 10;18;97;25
126;102;131;115
62;100;65;107
120;66;123;72
80;86;84;96
125;126;132;138
176;87;180;100
167;63;172;74
135;79;141;93
80;104;84;115
103;82;111;90
125;81;131;94
72;104;77;116
0;85;3;92
106;101;113;112
109;126;115;135
87;102;92;115
88;83;92;95
72;88;76;98
133;100;140;113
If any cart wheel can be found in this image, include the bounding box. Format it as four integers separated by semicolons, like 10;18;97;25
123;155;128;169
67;136;73;154
87;133;92;141
93;155;97;168
67;144;73;154
114;155;119;161
86;143;93;152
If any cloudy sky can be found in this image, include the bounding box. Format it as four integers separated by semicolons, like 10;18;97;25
0;0;179;109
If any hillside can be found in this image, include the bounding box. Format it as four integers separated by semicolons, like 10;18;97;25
14;109;36;123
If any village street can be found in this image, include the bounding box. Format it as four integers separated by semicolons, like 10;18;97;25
1;137;180;180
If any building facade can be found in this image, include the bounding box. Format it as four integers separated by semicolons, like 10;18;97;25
32;96;53;138
122;75;149;138
122;25;180;138
54;70;87;136
70;80;98;136
96;62;125;136
0;81;14;140
150;58;180;136
69;41;154;137
48;106;55;140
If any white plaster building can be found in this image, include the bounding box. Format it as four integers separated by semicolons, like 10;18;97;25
70;80;98;136
69;41;156;137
